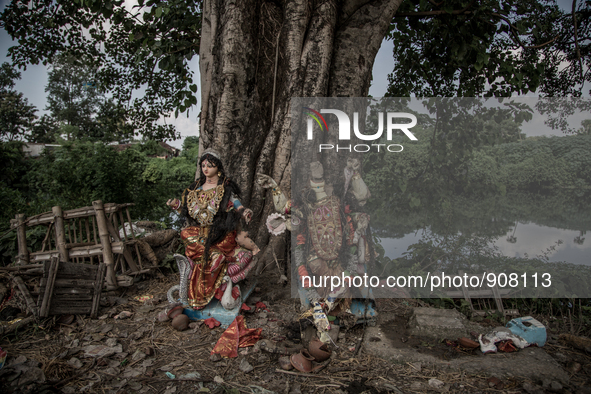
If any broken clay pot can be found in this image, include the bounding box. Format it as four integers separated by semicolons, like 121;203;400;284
458;337;479;349
278;356;293;370
172;314;189;331
309;339;332;362
167;305;184;319
290;349;314;372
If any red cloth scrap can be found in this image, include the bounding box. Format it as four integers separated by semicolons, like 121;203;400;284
204;317;221;329
211;315;262;358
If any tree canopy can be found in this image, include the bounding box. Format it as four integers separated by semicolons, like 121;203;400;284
388;0;590;97
1;0;201;141
2;1;588;118
0;62;37;141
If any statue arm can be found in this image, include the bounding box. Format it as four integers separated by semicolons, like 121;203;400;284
256;173;290;214
166;190;186;214
229;193;253;223
345;160;371;206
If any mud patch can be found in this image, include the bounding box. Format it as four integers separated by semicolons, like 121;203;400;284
379;315;478;361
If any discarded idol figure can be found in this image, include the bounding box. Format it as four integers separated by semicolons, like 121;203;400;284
166;150;259;312
257;159;376;340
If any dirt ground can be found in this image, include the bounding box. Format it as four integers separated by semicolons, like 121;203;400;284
1;265;591;394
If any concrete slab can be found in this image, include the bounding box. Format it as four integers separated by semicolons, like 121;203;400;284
363;315;570;384
407;307;470;340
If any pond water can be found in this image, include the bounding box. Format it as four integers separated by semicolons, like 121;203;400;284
379;223;590;266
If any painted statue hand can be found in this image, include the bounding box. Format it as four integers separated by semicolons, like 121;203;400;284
243;208;253;224
256;173;277;189
166;198;180;209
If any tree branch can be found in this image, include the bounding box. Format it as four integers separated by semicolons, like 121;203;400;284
523;36;558;49
572;0;584;80
491;13;558;50
395;1;475;17
395;10;472;17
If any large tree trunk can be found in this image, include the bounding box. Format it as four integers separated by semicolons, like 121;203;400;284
199;0;403;259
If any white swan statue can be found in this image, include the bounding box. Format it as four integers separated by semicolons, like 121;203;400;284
220;275;241;310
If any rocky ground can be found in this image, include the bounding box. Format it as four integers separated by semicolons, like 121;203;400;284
1;265;590;394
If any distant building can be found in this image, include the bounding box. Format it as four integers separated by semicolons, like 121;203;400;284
157;141;180;159
111;141;180;159
23;141;180;159
22;143;61;158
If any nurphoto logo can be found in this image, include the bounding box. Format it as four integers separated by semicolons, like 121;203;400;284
304;107;418;153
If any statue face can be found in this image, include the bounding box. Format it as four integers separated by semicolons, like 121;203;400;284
310;161;323;179
201;160;218;177
347;158;360;171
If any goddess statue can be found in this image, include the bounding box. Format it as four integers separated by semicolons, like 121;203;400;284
166;150;259;310
257;159;372;316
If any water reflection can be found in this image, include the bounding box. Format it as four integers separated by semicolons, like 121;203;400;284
380;223;591;266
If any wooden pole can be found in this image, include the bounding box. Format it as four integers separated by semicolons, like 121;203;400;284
0;315;35;335
78;219;85;263
85;218;93;264
52;206;69;262
92;200;118;288
91;262;106;318
91;216;99;244
13;276;39;320
40;223;52;253
0;264;43;272
15;214;29;265
39;258;59;318
119;211;128;240
125;208;143;269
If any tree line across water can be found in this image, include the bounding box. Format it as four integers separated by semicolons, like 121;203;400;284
362;129;591;299
365;126;591;231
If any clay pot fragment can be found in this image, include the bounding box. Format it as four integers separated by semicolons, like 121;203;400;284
458;337;479;349
290;349;314;372
278;356;293;370
309;339;332;362
172;314;189;331
167;305;184;319
56;314;75;325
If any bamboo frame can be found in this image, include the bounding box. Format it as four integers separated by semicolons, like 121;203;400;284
16;214;29;265
10;201;149;291
92;200;118;288
52;206;69;262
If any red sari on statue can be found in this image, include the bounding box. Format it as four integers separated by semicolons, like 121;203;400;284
179;183;255;309
182;226;239;308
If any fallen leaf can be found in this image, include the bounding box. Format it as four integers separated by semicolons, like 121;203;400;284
114;311;133;320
